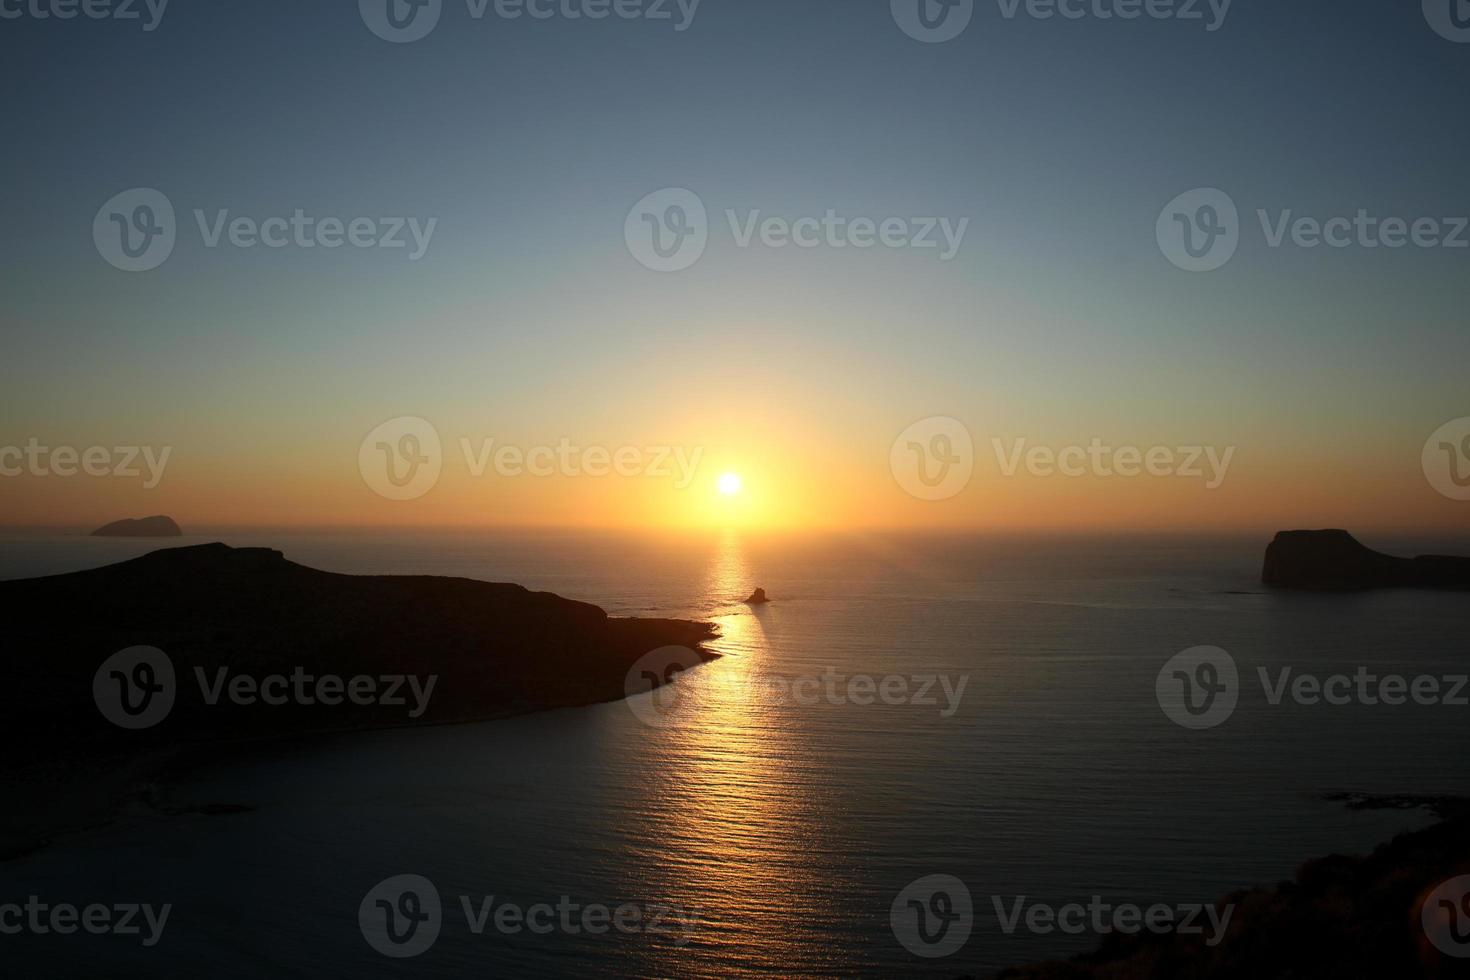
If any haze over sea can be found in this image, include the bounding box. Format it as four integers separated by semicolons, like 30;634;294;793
4;528;1467;977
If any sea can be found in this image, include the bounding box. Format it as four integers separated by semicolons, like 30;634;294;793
3;528;1467;978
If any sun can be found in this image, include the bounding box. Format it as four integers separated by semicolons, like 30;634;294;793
718;472;743;495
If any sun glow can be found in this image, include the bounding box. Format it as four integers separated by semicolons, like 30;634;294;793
718;473;743;495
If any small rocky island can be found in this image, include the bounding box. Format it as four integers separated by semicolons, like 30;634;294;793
1262;529;1470;591
745;587;770;604
91;515;183;537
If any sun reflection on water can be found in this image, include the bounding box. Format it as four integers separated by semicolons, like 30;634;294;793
620;530;854;975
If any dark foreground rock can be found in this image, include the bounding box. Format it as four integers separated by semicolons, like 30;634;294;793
0;544;716;852
91;515;183;537
1262;530;1470;591
992;801;1470;980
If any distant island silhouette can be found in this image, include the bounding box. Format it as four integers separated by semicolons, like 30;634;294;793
91;515;183;537
1263;530;1470;591
0;543;716;858
744;587;770;604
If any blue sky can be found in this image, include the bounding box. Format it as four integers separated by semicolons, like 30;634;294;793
2;0;1468;527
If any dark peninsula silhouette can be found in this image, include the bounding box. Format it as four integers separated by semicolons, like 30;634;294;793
1262;530;1470;591
91;515;183;537
1;543;716;856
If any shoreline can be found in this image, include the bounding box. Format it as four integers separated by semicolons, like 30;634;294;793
1;542;722;862
987;795;1470;979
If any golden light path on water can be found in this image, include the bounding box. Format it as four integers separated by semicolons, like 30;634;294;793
10;531;1466;977
618;530;856;976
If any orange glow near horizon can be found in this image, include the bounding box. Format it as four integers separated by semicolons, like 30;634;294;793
0;419;1466;533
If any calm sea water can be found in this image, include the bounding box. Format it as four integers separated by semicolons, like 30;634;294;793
5;528;1469;978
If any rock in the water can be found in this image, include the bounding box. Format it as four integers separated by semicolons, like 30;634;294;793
744;587;770;604
91;516;183;538
1262;529;1470;591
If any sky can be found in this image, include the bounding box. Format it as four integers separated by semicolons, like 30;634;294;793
2;0;1469;531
